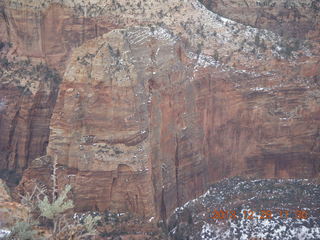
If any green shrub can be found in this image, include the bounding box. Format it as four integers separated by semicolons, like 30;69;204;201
5;221;38;240
37;184;74;234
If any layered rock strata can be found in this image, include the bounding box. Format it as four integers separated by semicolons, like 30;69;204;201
0;43;61;182
0;0;319;219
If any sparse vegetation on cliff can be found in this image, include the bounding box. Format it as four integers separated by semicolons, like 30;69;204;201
0;57;62;96
37;185;74;236
5;183;101;240
0;42;5;50
256;0;276;7
4;221;38;240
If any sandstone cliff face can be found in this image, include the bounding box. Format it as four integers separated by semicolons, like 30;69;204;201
0;1;118;72
0;43;61;182
0;0;118;183
1;0;319;219
23;25;320;219
45;27;193;217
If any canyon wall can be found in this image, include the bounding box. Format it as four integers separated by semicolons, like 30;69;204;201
0;42;60;183
0;0;319;219
0;0;117;181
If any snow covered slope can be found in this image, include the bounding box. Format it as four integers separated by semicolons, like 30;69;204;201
168;177;320;240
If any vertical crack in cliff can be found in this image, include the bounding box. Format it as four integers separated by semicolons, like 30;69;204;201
7;107;20;170
160;187;167;223
25;103;35;170
110;177;116;200
26;69;61;169
311;127;320;153
311;127;320;176
274;158;279;177
175;134;180;207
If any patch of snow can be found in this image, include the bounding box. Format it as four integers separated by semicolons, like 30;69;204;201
200;216;320;240
188;52;221;69
171;178;320;240
0;98;7;112
152;27;177;43
0;229;11;238
250;87;273;92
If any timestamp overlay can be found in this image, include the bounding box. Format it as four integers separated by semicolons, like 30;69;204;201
204;208;320;240
211;209;311;220
169;178;320;240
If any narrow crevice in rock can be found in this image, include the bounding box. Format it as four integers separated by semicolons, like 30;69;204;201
175;134;180;207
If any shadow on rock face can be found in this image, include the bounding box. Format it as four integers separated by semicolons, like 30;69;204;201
0;169;21;187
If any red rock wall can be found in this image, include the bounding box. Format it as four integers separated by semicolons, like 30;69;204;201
0;1;116;178
0;0;319;219
151;65;320;219
0;3;117;72
0;57;60;179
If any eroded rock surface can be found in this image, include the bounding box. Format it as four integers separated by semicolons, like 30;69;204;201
0;43;61;182
199;0;320;40
0;0;319;220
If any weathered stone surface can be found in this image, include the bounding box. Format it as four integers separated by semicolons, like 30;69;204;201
0;44;61;180
0;0;319;220
20;24;319;219
45;27;187;217
0;1;117;72
199;0;320;40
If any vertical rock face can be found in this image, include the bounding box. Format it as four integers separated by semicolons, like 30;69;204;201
0;43;61;182
1;0;319;219
46;28;160;216
38;25;320;218
0;2;117;72
44;26;209;217
0;0;116;182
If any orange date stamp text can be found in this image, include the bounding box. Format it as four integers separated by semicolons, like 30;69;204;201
211;209;309;220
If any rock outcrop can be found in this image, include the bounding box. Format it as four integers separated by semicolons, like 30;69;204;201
0;43;61;182
0;1;117;72
199;0;320;40
0;0;319;220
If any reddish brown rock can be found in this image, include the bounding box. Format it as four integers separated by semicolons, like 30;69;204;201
0;0;122;182
0;47;61;180
0;2;118;72
18;24;318;220
1;0;319;221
